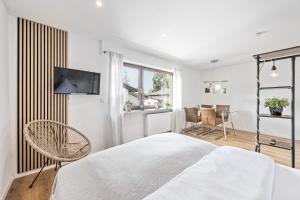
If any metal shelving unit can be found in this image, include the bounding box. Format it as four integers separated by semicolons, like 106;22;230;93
259;86;292;90
254;46;300;168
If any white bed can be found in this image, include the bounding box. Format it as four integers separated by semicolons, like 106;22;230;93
51;133;216;200
51;133;300;200
144;146;300;200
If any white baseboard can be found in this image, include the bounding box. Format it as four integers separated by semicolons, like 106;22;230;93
15;164;55;178
1;164;56;199
1;176;14;200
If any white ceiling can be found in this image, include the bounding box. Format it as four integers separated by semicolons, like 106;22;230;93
4;0;300;69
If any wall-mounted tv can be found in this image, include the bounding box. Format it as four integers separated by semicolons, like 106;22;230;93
54;67;100;95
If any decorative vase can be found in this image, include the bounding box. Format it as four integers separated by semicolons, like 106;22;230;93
125;105;132;112
269;107;283;116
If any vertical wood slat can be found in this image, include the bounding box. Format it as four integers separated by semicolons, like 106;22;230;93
31;23;39;167
26;20;30;172
22;18;26;173
18;18;22;173
17;18;68;173
30;20;33;169
43;25;47;166
54;29;57;123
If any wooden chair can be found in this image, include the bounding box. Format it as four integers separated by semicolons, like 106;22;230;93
216;105;236;135
216;105;230;119
184;107;201;129
24;120;91;188
201;108;227;140
201;104;213;108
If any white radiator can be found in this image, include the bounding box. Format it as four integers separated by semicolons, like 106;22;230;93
123;112;144;143
145;111;172;136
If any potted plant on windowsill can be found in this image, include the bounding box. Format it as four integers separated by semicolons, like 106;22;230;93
165;100;172;110
125;100;133;112
264;98;289;116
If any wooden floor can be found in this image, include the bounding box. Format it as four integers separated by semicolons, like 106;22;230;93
183;128;300;168
5;169;56;200
5;129;300;200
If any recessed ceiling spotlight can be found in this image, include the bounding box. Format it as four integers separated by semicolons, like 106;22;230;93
256;30;268;37
96;0;103;7
210;59;219;64
161;33;168;38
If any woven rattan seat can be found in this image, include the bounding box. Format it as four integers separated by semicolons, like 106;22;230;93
24;120;91;188
24;120;91;162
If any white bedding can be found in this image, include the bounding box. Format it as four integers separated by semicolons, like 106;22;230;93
273;164;300;200
144;146;276;200
51;133;216;200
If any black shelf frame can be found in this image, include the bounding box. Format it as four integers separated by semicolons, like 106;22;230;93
258;114;292;119
259;86;292;90
254;46;299;168
258;137;291;150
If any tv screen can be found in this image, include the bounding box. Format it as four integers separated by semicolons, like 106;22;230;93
54;67;100;94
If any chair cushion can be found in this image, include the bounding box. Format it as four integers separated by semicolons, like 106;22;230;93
184;107;200;123
216;105;230;118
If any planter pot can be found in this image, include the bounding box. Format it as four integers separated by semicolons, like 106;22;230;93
269;107;283;116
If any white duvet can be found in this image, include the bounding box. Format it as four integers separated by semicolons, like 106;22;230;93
51;133;216;200
144;146;276;200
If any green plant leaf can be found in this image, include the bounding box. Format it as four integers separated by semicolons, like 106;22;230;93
264;98;289;108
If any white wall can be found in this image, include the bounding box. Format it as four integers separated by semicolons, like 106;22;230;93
68;33;109;152
2;15;203;183
199;60;300;139
0;1;15;199
182;68;203;106
68;32;202;151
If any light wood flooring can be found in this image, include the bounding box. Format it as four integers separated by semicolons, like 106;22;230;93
182;128;300;168
5;169;56;200
5;129;300;200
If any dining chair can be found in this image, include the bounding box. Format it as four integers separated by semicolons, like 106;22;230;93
184;107;201;129
216;105;236;135
201;104;213;108
201;108;227;140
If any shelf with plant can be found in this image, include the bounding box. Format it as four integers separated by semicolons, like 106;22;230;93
264;98;289;117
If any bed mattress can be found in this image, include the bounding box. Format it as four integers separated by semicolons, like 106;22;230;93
51;133;216;200
51;133;300;200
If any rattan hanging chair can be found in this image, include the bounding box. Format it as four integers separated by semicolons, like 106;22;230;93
24;120;91;188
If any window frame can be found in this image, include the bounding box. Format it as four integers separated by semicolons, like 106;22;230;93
123;62;173;110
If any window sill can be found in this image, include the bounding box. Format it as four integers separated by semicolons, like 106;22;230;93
124;108;173;115
144;108;173;115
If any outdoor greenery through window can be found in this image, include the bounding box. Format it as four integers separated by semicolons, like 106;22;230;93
123;63;173;111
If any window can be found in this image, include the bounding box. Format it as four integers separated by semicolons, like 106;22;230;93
123;63;173;110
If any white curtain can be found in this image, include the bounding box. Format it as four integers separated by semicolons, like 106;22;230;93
171;69;184;133
108;52;124;146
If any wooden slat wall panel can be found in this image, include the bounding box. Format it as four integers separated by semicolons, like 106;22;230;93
17;18;68;173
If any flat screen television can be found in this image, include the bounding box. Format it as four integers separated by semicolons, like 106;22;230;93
54;67;100;95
